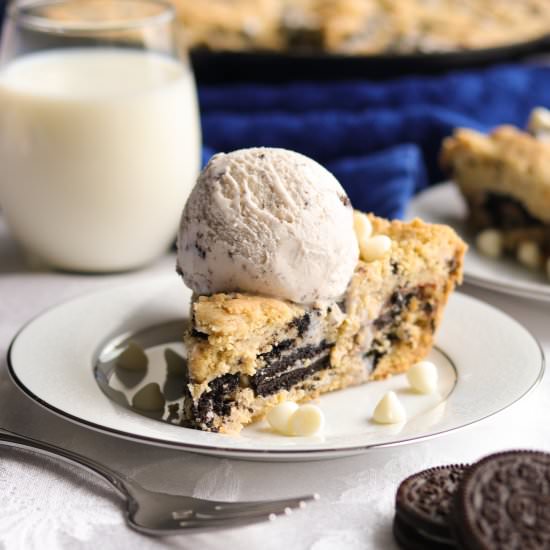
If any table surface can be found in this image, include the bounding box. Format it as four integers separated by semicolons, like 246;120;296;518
0;217;548;550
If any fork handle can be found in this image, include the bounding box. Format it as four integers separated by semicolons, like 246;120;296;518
0;428;130;499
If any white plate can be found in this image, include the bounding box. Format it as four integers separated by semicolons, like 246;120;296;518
406;182;550;301
8;276;544;461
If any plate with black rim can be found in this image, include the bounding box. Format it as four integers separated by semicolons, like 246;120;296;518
7;275;544;461
406;182;550;302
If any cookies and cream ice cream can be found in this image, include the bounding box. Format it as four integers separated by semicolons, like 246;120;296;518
176;147;359;303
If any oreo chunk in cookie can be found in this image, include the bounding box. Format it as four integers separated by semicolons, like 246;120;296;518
394;464;469;549
454;450;550;550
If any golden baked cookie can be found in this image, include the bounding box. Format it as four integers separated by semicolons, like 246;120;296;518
173;0;550;54
441;125;550;274
182;214;466;433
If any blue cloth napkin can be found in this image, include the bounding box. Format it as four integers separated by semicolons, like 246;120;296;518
199;64;550;219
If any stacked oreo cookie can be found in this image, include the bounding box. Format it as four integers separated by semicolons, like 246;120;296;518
394;450;550;549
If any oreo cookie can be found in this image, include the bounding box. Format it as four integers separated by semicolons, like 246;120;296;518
453;450;550;550
394;464;469;549
393;515;455;549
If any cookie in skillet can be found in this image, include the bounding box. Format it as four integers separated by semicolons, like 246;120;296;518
394;464;469;549
453;450;550;550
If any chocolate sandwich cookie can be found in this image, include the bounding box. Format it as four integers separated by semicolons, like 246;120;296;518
394;464;469;549
454;450;550;550
393;515;455;550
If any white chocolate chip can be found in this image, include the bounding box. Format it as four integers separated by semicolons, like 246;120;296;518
266;401;299;435
288;404;325;436
360;235;392;262
517;241;541;270
117;342;148;370
407;361;438;394
528;107;550;139
475;229;502;259
372;391;406;424
353;211;372;242
132;383;165;411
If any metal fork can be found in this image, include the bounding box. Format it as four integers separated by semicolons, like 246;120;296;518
0;427;319;535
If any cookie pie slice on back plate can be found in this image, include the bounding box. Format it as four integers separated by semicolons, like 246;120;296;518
441;111;550;276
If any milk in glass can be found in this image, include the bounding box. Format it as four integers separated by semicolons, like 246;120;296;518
0;48;201;271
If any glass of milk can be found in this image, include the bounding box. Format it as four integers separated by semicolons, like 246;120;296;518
0;0;201;272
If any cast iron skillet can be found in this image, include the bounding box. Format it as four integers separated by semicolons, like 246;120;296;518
191;34;550;84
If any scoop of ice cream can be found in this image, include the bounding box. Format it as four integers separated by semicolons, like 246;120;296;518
176;147;359;303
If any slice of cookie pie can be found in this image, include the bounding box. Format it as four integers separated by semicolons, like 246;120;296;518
441;121;550;278
182;214;466;433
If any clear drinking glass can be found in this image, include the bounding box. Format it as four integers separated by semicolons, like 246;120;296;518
0;0;201;272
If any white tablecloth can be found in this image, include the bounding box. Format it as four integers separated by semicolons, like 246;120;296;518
0;217;548;550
